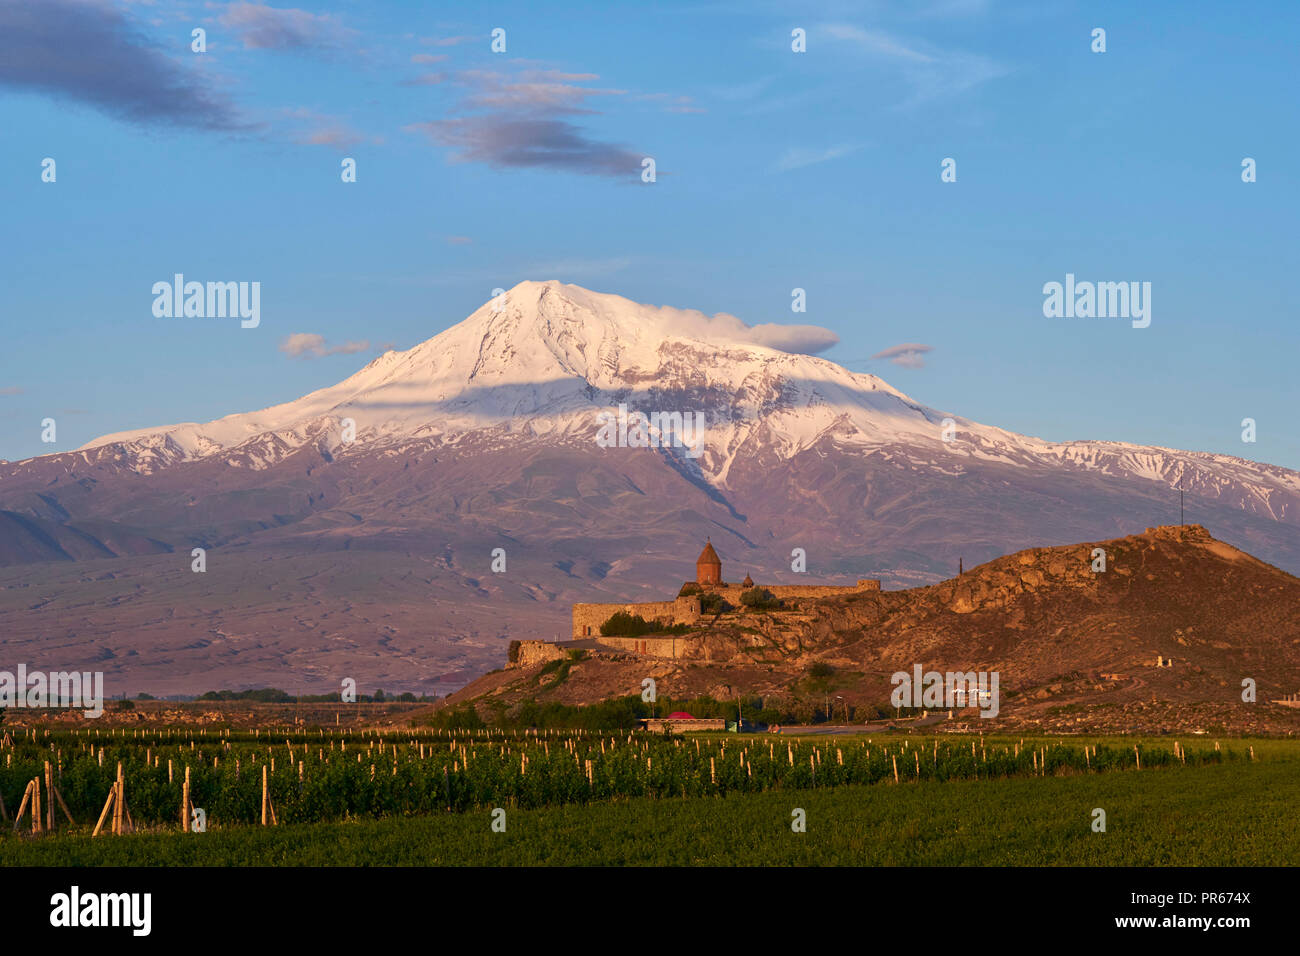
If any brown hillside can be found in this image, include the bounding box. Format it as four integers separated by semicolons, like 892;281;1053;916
439;525;1300;735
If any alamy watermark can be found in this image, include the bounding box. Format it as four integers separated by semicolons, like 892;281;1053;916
595;403;705;458
0;664;104;717
890;665;1000;718
152;274;260;328
1042;273;1150;328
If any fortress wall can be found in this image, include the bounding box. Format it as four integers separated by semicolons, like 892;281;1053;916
571;598;701;638
705;580;881;603
591;635;688;658
568;580;881;638
768;580;881;598
512;641;568;668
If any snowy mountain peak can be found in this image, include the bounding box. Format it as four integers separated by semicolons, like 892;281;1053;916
49;282;1300;522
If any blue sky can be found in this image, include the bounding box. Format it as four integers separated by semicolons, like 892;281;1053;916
1;0;1297;468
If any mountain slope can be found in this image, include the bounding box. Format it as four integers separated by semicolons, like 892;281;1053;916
17;279;1294;528
0;281;1297;695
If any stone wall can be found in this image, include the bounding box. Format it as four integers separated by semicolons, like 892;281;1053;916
589;634;689;658
571;597;701;638
706;579;881;604
570;581;879;637
511;640;568;668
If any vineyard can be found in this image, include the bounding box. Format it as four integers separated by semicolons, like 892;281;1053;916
0;726;1256;834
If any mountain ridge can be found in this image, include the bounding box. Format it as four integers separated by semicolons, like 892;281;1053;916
1;281;1298;695
9;280;1296;518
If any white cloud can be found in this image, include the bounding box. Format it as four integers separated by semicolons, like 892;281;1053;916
871;343;934;368
774;144;862;172
280;333;372;359
628;305;839;355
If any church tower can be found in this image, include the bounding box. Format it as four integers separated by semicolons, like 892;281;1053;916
696;540;722;585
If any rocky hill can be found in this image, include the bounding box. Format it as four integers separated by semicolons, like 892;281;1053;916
445;525;1300;735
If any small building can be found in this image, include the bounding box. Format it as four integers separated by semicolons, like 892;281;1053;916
642;714;726;734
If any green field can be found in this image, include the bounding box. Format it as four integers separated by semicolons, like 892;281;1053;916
1;729;1295;865
3;757;1297;865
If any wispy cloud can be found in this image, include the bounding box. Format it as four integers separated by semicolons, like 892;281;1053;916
0;0;246;130
774;144;862;172
0;386;23;396
821;23;1009;106
451;69;627;114
220;2;355;53
872;343;934;368
636;92;706;114
279;107;369;149
646;307;839;356
405;66;648;178
409;116;644;177
279;333;372;359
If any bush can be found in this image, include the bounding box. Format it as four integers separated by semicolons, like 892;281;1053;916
740;587;780;609
808;661;835;679
599;613;690;637
600;612;655;636
699;593;729;614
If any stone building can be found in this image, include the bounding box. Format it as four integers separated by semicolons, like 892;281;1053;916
567;542;880;639
696;540;722;585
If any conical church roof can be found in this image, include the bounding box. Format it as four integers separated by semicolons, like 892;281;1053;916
697;541;721;566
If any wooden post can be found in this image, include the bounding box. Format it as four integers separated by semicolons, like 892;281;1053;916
12;781;33;832
45;761;55;831
182;766;191;832
1134;745;1140;770
261;764;269;826
32;774;42;833
892;754;899;783
114;763;125;835
92;785;114;837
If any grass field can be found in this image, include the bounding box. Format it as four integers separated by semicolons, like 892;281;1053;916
2;731;1296;865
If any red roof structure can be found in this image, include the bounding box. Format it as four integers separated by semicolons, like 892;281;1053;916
666;711;695;719
696;539;722;585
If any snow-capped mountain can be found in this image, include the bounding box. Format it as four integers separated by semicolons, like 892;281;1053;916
56;279;1300;526
2;280;1299;695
